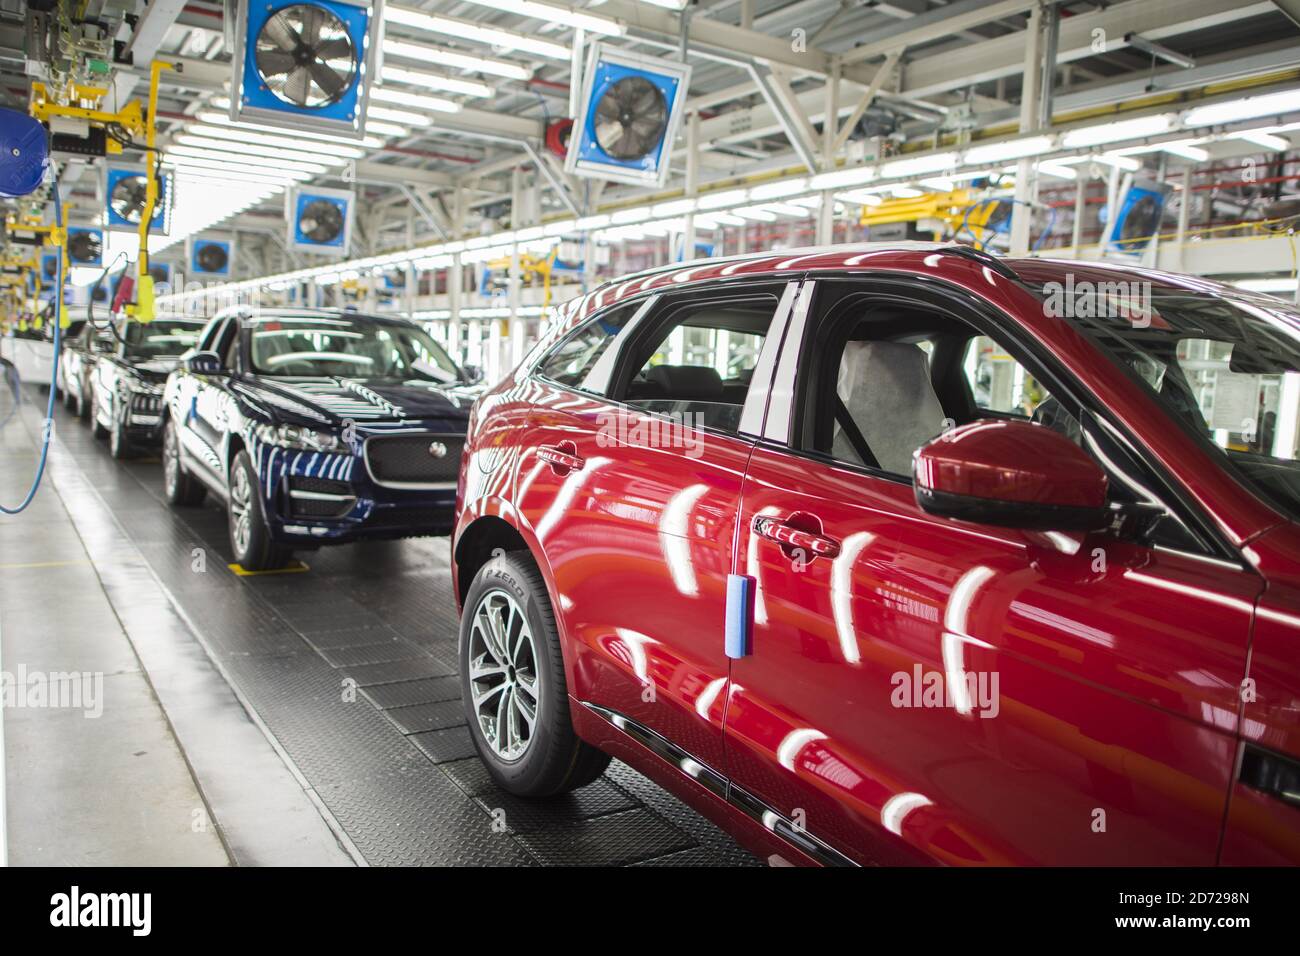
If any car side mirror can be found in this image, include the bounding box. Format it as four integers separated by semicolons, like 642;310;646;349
913;420;1110;532
183;350;227;376
462;364;484;384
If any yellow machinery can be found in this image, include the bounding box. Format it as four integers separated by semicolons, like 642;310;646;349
20;58;177;324
859;188;1011;243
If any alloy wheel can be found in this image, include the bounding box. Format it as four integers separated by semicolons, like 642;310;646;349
468;588;540;761
229;462;253;557
163;424;179;496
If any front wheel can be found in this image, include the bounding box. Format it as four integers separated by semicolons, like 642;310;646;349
108;393;134;459
228;449;291;572
162;417;206;506
459;550;610;797
89;385;108;439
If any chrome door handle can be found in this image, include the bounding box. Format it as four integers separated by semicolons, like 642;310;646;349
538;442;584;473
753;515;841;558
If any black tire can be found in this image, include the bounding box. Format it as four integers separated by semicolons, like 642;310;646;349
75;376;90;421
108;392;134;459
63;384;76;410
162;417;205;506
89;384;108;438
227;449;291;572
459;550;610;797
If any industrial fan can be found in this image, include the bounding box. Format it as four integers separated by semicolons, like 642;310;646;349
66;228;104;267
287;185;354;256
566;44;691;188
190;238;234;277
1104;179;1170;255
231;0;381;138
105;167;170;232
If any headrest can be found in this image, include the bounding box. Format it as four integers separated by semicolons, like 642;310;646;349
646;364;724;400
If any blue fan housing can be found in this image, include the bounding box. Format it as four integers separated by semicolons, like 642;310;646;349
66;227;104;267
575;60;682;175
106;168;169;232
0;108;48;198
240;1;369;126
293;192;349;250
1105;184;1167;254
191;239;233;276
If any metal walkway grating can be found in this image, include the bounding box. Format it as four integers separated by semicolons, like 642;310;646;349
41;394;758;867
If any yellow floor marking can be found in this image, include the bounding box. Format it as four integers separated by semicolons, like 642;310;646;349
0;559;92;570
227;560;311;577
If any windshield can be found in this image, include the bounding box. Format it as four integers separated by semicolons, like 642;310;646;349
1031;279;1300;521
246;314;461;383
123;319;205;359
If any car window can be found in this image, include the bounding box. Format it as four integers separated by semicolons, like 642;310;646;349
536;302;641;390
211;319;239;368
610;292;781;435
198;316;228;354
794;281;1206;553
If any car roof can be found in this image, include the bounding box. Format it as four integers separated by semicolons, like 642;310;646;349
556;242;1280;327
222;307;416;327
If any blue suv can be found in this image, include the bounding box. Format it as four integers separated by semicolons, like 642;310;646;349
162;307;482;570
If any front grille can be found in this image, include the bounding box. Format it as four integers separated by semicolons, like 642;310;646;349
291;476;351;496
364;434;462;485
130;392;163;414
286;476;355;520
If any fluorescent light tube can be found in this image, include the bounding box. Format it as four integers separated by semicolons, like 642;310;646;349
696;188;749;210
1185;90;1300;128
962;135;1053;165
382;40;531;80
809;166;875;190
368;105;436;126
748;178;808;200
1233;130;1290;151
381;66;493;98
386;8;571;59
453;0;624;37
1061;114;1173;148
880;151;958;178
371;86;462;113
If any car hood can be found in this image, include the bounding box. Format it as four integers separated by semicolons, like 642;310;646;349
130;356;183;385
233;375;480;428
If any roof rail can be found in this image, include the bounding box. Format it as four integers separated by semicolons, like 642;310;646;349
939;244;1020;282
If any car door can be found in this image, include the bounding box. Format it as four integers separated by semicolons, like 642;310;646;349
514;280;797;774
725;276;1260;866
177;315;236;482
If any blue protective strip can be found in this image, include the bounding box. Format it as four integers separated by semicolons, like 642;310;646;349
725;574;754;659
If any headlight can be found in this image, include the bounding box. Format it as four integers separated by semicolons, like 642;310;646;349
255;423;345;453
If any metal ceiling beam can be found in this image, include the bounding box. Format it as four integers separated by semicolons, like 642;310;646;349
839;0;1044;65
899;0;1276;98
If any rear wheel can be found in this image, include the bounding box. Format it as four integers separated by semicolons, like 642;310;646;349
228;450;291;572
460;550;610;797
162;418;205;506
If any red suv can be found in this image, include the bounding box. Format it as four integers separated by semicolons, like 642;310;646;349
453;244;1300;866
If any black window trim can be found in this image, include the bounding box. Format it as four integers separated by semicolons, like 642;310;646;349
760;269;1243;566
527;276;800;445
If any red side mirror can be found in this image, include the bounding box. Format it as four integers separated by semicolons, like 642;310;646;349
913;420;1109;531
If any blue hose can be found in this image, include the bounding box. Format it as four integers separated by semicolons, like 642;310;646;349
1;180;63;515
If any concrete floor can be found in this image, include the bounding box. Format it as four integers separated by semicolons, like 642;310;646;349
0;376;230;865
